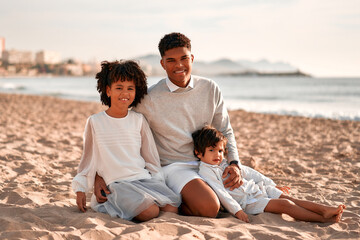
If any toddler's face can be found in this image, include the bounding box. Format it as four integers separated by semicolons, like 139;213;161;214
197;141;225;166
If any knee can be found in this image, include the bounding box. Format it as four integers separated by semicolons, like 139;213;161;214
135;204;159;222
279;199;295;210
197;197;220;218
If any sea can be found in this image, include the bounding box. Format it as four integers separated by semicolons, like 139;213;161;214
0;76;359;121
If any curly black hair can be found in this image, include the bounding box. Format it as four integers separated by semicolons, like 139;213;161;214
96;60;147;108
158;32;191;57
192;125;228;159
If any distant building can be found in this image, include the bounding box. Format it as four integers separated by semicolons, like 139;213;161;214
2;49;33;64
64;62;83;76
35;50;61;65
0;37;5;59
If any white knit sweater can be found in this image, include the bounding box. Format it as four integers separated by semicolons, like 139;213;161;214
135;75;240;166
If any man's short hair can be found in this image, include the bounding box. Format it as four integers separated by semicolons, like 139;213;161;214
158;32;191;57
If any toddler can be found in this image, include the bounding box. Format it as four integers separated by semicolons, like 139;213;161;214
192;125;345;223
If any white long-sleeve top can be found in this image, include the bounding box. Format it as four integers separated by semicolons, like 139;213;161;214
72;110;163;193
198;161;276;215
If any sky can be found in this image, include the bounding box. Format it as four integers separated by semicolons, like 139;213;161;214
0;0;359;77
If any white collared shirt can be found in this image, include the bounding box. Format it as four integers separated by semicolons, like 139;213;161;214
165;76;194;92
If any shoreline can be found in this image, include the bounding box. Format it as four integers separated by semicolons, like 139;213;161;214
1;91;359;122
1;93;359;239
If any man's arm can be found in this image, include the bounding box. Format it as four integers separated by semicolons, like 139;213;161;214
211;83;242;190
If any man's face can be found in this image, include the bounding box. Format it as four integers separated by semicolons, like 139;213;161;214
160;47;194;88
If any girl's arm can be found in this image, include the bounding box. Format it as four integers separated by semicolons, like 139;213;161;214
72;117;97;193
199;165;243;216
140;115;164;181
76;192;87;212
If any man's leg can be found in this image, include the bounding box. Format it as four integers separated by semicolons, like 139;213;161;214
180;178;220;217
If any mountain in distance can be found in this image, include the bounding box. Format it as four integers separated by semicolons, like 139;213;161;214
135;54;310;77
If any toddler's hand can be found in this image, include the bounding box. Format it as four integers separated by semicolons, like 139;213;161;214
276;186;291;194
76;192;87;212
235;210;250;223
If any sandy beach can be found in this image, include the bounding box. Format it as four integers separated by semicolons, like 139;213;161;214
0;92;359;240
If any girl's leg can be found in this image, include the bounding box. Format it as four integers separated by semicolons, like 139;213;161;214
160;204;179;213
280;195;345;219
134;204;160;222
264;199;339;223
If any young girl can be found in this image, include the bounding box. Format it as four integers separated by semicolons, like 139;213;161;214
72;60;180;222
192;125;346;223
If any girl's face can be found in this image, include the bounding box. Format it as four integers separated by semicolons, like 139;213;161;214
106;79;136;110
197;141;225;166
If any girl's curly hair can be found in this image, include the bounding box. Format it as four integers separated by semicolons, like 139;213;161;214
96;60;147;108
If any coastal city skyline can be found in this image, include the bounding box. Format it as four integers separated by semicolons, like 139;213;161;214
1;0;359;77
0;39;306;77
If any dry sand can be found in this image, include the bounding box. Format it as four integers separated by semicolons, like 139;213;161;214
0;93;359;239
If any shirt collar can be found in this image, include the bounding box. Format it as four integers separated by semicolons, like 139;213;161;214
166;76;194;92
200;161;221;168
200;160;227;168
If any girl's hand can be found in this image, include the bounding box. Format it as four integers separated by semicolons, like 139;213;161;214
76;192;87;212
235;210;250;223
276;186;291;194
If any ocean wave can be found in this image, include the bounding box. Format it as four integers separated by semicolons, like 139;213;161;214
265;110;360;121
0;83;27;90
226;103;360;121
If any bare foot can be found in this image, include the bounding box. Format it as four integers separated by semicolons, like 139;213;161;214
323;208;344;223
335;210;344;223
323;204;346;219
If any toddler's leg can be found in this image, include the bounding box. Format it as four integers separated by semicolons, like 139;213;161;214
280;195;345;221
134;204;159;222
264;199;340;223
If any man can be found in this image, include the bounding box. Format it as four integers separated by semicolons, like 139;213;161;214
94;32;242;217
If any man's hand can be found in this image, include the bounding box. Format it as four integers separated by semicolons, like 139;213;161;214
235;210;250;223
94;173;110;203
76;192;87;212
222;164;242;190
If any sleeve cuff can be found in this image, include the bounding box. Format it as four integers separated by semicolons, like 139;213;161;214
229;160;239;165
72;175;88;193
